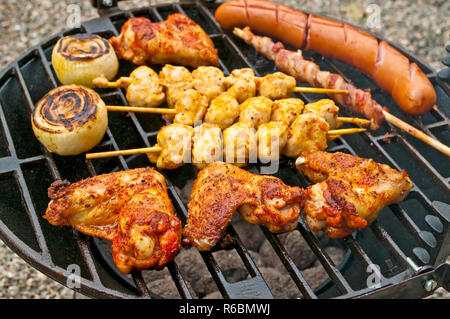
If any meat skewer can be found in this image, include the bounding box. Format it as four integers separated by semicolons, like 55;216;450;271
233;27;450;157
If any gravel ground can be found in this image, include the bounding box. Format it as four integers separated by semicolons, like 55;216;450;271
0;0;448;299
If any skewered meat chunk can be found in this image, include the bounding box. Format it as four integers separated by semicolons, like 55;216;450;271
204;92;240;129
192;123;223;169
239;96;273;128
271;98;304;126
192;66;226;102
92;66;165;108
282;113;330;158
304;99;340;129
256;72;296;100
183;162;305;251
224;68;257;103
173;89;209;126
223;122;257;167
109;14;219;68
257;121;288;162
148;123;193;170
112;185;182;274
44;167;163;241
296;151;413;238
235;27;385;129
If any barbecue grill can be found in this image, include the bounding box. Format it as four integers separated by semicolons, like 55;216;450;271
0;0;448;299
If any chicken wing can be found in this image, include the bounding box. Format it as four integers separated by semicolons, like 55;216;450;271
296;151;413;238
109;14;219;68
183;162;305;251
44;167;163;240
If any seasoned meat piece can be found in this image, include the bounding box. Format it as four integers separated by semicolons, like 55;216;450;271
192;123;223;169
256;72;296;100
282;113;330;158
173;89;209;126
192;66;226;102
239;96;273;128
109;14;219;67
271;98;304;126
204;92;240;129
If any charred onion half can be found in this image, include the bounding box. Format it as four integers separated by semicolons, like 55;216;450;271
32;85;108;155
52;34;118;87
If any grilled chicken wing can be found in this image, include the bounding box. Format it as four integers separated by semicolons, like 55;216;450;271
112;185;182;274
44;168;181;274
256;72;296;100
44;167;163;240
183;162;305;251
109;14;219;68
192;66;226;102
296;151;413;238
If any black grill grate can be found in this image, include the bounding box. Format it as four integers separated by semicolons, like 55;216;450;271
0;1;448;299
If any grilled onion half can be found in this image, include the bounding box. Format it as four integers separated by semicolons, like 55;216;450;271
32;85;108;155
52;34;118;87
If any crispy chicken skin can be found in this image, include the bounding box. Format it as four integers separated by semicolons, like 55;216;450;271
296;151;412;238
109;14;219;68
183;162;305;251
44;167;182;274
112;186;182;274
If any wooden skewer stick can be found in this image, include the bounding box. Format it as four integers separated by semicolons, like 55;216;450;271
86;146;162;160
382;110;450;157
293;87;348;94
85;128;366;160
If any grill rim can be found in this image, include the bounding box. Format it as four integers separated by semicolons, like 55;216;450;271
0;0;448;299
